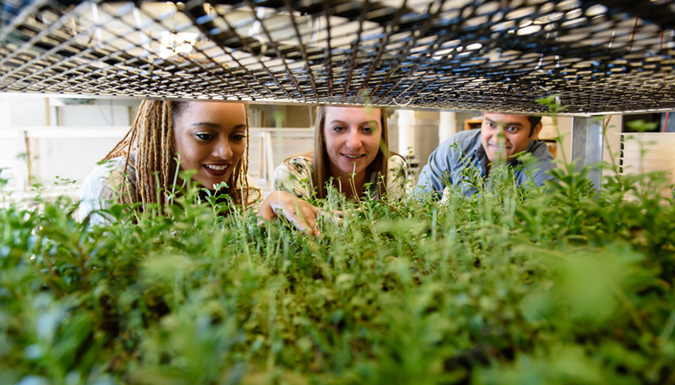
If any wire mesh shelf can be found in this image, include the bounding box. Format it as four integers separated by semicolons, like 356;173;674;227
1;0;674;114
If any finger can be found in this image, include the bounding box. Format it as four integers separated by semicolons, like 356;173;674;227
258;203;274;220
258;191;286;220
300;207;318;230
318;209;344;223
304;210;318;229
264;205;314;234
283;209;313;233
294;202;318;222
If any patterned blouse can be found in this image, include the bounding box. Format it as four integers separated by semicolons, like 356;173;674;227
271;154;411;200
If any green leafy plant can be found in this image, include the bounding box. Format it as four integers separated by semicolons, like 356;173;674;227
1;99;674;385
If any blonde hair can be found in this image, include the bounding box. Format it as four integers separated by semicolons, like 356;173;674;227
310;105;392;199
103;100;255;212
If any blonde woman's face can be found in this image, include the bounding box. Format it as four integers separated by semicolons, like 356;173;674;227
173;102;246;189
323;106;382;179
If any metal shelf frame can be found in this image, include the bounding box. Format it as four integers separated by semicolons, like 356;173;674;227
1;0;674;115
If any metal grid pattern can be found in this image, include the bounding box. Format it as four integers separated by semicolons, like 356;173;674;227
1;0;674;114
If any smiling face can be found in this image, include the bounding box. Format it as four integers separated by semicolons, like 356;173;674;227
173;102;247;189
323;106;382;179
480;113;543;162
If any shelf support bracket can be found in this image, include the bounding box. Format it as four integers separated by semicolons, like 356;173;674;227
571;116;604;190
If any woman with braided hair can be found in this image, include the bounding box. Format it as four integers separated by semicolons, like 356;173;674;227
79;100;263;225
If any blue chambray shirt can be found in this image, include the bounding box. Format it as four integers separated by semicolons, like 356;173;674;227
415;129;556;200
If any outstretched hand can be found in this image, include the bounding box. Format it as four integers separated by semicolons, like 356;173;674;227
258;191;342;236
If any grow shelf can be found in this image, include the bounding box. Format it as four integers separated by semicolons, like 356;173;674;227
1;0;674;114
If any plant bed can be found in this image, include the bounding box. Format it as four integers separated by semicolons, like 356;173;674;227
1;124;674;385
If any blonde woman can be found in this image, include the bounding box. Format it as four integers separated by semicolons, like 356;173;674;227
272;105;410;202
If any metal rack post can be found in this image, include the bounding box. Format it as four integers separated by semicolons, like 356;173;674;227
571;117;604;189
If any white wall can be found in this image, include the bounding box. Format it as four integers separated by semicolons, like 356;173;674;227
0;94;50;192
0;94;16;181
602;115;623;176
389;110;481;179
0;95;135;196
0;94;10;126
54;99;138;126
539;116;572;164
7;94;49;126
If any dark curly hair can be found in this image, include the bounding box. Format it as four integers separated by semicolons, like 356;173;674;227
528;116;542;136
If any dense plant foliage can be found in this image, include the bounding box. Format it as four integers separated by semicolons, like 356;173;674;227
2;120;675;385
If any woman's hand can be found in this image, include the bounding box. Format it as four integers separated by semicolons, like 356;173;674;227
259;191;340;236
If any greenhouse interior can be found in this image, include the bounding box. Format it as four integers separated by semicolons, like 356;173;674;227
1;0;675;384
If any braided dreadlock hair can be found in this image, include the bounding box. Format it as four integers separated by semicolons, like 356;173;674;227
102;100;256;211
